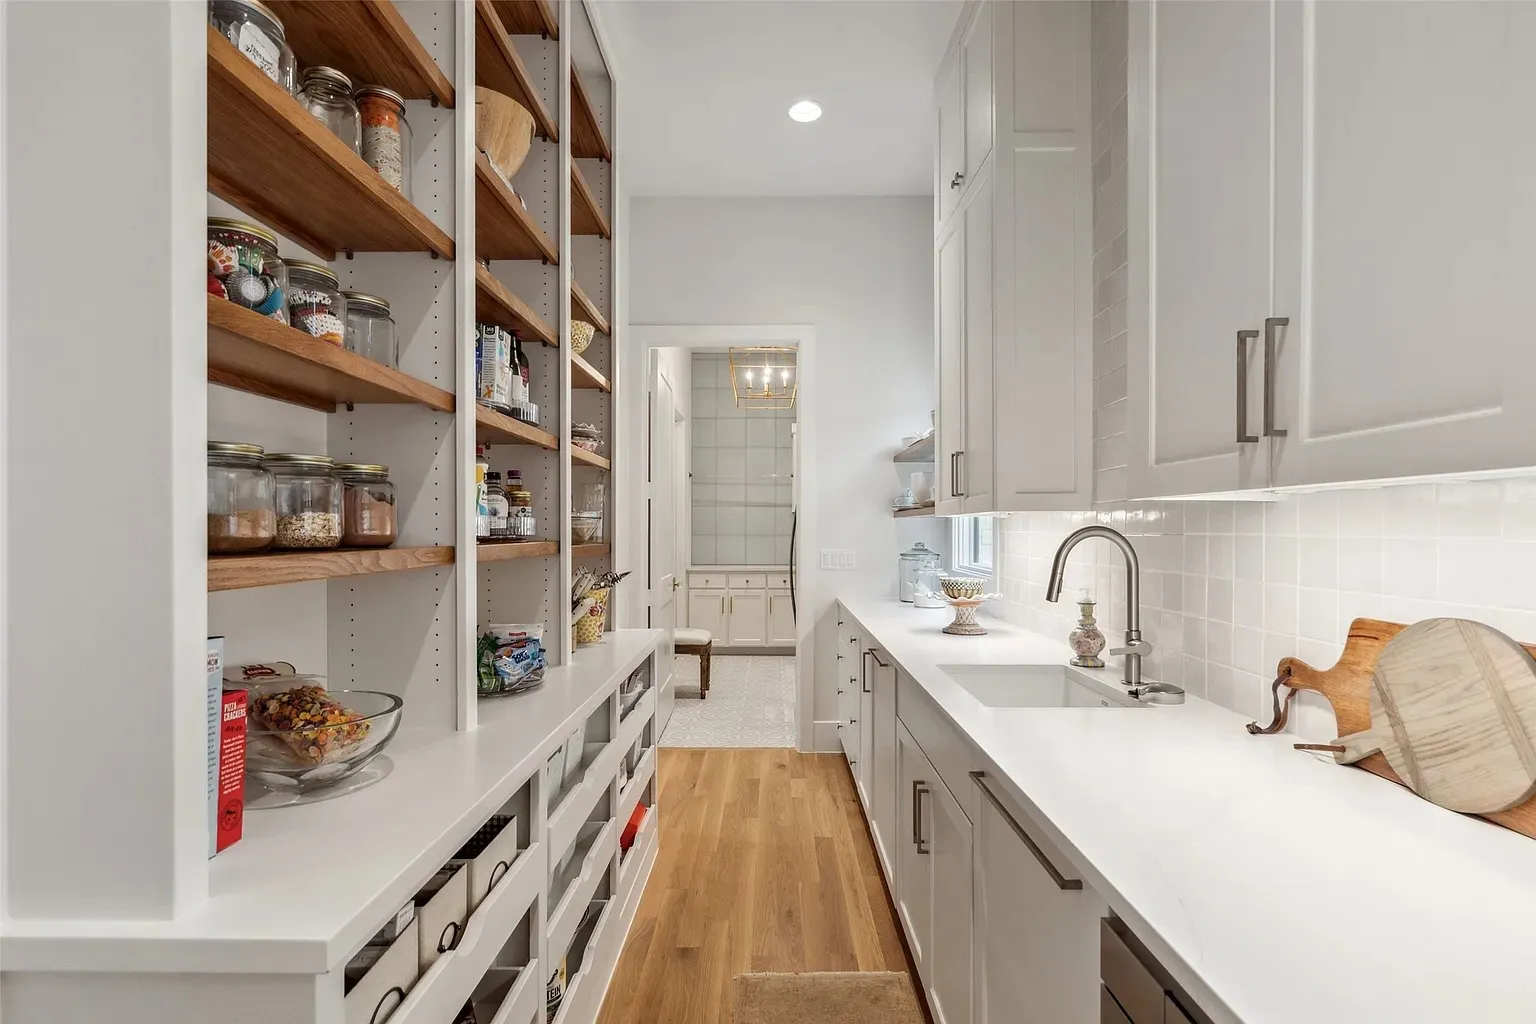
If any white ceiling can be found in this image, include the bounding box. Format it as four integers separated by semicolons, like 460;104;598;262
596;0;963;197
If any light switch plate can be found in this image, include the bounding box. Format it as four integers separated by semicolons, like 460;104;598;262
820;549;856;570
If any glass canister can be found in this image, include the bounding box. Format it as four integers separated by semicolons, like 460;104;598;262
265;454;342;549
208;441;276;553
484;472;510;539
286;261;347;345
913;565;946;608
335;463;398;547
299;67;361;153
208;218;287;323
208;0;296;94
508;483;536;539
898;541;941;603
355;85;412;201
342;291;398;368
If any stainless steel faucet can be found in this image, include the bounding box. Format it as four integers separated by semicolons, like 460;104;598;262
1045;526;1151;687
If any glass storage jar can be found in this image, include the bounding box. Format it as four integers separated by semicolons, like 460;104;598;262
335;464;398;547
286;261;347;345
208;441;276;553
209;0;296;95
341;292;398;368
508;486;536;539
265;454;342;549
354;85;413;200
298;66;361;153
208;218;288;324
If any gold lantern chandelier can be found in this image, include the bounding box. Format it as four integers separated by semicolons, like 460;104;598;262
727;346;798;411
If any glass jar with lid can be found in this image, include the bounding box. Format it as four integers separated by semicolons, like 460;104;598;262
354;85;413;201
208;0;296;94
298;66;360;153
265;454;342;549
341;292;398;369
508;485;536;539
286;262;347;345
335;464;398;548
208;218;288;324
484;472;510;539
208;441;276;553
898;541;942;603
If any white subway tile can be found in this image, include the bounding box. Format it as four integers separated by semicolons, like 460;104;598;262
1383;539;1438;599
1183;574;1207;617
1183;534;1208;574
1209;533;1234;577
1503;479;1536;541
1500;543;1536;610
1338;538;1383;594
1298;588;1339;643
1264;499;1298;536
1438;539;1502;606
1263;535;1297;585
1234;626;1264;675
1264;583;1299;635
1184;502;1208;533
1237;535;1267;582
1337;488;1384;537
1234;580;1263;628
1436;481;1502;538
1208;502;1234;533
1382;484;1438;537
1297;491;1338;537
1235;502;1266;535
1299;538;1339;590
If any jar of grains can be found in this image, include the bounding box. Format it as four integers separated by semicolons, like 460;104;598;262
354;85;413;201
208;441;276;553
286;262;347;345
298;66;360;153
335;463;398;547
208;0;296;95
341;291;399;368
208;218;288;324
265;454;342;549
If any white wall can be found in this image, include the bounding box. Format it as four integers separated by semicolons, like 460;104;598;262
628;197;942;748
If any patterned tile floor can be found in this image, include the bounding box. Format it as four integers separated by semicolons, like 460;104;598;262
660;654;797;748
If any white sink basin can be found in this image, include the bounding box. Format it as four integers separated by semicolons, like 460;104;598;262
938;664;1145;708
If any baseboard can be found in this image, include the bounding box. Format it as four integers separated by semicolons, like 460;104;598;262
713;646;794;656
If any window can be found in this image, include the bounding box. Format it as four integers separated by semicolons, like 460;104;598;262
951;515;995;579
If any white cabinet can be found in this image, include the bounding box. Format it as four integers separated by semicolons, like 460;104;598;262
838;620;862;769
937;58;965;224
963;9;993;185
686;589;726;641
936;219;967;514
727;591;767;647
685;572;790;648
895;722;935;972
868;650;899;880
767;590;796;646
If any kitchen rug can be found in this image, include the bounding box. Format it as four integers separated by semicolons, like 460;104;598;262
731;971;925;1024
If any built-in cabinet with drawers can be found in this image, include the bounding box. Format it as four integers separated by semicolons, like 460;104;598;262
686;570;794;647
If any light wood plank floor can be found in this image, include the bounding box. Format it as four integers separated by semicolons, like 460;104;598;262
596;748;911;1024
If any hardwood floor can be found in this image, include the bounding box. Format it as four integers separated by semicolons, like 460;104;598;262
596;748;911;1024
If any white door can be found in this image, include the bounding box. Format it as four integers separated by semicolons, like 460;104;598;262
686;590;726;642
649;358;679;732
869;654;899;882
767;591;795;645
938;56;966;223
936;221;966;515
926;775;973;1024
1127;0;1274;497
727;590;768;646
856;654;874;810
963;6;993;183
961;176;994;513
1269;1;1536;486
895;722;934;976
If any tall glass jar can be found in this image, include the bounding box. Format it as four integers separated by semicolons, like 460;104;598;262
354;85;413;201
341;292;399;368
508;486;536;539
264;454;342;549
335;464;398;547
208;218;288;324
209;0;296;94
286;261;347;345
298;66;360;153
208;441;275;553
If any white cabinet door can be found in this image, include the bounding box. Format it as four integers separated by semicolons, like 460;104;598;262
963;5;993;183
767;590;796;645
973;774;1105;1024
936;221;966;515
1127;0;1274;497
726;591;767;646
938;56;966;224
869;654;900;882
1269;1;1536;486
961;175;994;513
895;721;934;975
857;659;874;811
840;625;862;769
925;770;974;1024
686;589;726;641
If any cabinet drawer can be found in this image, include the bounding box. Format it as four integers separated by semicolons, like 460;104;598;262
768;573;792;590
895;670;973;816
690;574;727;589
1166;995;1195;1024
344;918;421;1024
1101;987;1132;1024
1100;919;1165;1024
728;573;766;589
416;867;469;970
452;814;520;911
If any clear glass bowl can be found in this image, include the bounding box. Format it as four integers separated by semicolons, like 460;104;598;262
244;688;402;795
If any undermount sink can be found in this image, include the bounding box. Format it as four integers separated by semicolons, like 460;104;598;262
938;664;1146;709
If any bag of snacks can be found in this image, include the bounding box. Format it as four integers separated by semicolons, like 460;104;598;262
477;624;547;696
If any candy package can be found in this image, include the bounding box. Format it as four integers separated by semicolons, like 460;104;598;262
477;624;547;696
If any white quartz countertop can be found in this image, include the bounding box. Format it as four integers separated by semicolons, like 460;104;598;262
1;631;661;975
840;597;1536;1024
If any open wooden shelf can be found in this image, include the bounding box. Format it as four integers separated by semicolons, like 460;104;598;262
208;546;454;592
475;404;560;450
208;297;455;414
893;504;936;519
492;0;558;38
571;68;611;161
894;435;935;463
572;543;612;559
572;447;610;471
264;0;454;107
571;163;611;238
207;28;453;261
476;152;559;262
571;280;610;335
571;352;610;392
478;539;558;562
475;0;558;142
476;263;556;346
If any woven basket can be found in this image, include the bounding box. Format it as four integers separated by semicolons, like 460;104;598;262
571;320;595;355
574;587;610;646
475;87;535;181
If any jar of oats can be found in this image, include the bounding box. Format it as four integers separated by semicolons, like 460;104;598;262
264;453;342;549
208;441;276;553
335;463;398;547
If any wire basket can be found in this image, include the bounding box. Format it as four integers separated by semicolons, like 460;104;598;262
573;587;611;646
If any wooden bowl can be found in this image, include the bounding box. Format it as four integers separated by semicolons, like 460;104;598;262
475;87;535;181
571;320;595;355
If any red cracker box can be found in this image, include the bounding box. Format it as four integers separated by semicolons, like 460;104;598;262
215;690;247;854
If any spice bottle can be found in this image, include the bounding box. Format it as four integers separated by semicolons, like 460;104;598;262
335;464;398;548
485;472;510;538
298;66;361;154
355;85;412;200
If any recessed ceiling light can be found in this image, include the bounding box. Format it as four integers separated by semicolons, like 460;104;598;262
788;100;822;123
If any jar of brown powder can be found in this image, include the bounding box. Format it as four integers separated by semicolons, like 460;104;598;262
336;463;398;547
208;441;276;553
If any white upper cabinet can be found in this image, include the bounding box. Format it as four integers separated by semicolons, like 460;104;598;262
962;176;995;513
938;59;966;225
936;220;967;514
963;8;994;184
1127;0;1275;498
1268;1;1536;486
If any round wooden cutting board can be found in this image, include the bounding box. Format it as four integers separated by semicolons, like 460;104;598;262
1336;618;1536;814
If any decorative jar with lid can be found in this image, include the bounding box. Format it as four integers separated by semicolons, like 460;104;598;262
264;454;342;549
207;441;275;553
355;85;413;200
208;0;296;94
286;261;347;345
898;542;942;603
1067;592;1106;668
208;218;287;323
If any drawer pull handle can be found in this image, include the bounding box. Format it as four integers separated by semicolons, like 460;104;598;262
1235;329;1259;444
1263;316;1289;437
437;920;460;954
914;782;931;855
488;858;512;890
371;987;407;1024
971;771;1082;890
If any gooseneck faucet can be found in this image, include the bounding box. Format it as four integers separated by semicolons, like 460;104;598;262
1046;526;1149;687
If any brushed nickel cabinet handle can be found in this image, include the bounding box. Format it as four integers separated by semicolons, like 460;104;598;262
869;648;889;669
955;450;966;497
971;771;1082;890
914;783;931;855
949;452;960;496
1236;329;1259;444
911;780;922;846
1264;316;1289;437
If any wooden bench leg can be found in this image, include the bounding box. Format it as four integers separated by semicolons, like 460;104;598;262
700;645;711;699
